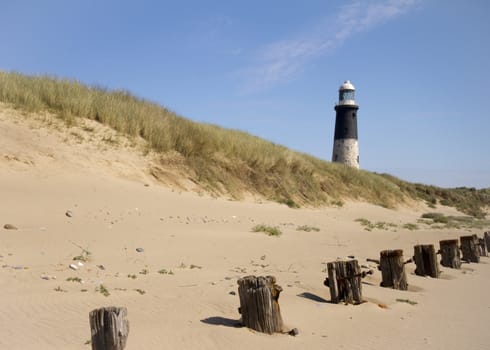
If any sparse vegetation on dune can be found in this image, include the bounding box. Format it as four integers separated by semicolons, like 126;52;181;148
1;71;488;215
380;174;490;218
419;212;490;230
296;225;320;232
252;224;282;237
355;218;398;231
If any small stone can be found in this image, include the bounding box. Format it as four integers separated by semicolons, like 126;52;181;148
65;210;73;218
136;248;144;253
97;264;105;270
229;291;236;295
69;264;78;270
3;224;18;230
289;328;299;336
41;275;56;280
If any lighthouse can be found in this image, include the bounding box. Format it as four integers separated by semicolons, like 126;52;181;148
332;80;359;169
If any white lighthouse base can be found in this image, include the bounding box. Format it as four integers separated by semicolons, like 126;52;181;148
332;138;359;169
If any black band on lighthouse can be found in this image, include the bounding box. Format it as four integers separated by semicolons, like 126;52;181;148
334;105;358;140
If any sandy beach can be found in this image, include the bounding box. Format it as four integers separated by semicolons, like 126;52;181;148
1;106;489;350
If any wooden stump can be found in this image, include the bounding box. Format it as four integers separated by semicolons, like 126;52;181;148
460;235;480;263
439;239;461;269
237;275;284;334
324;260;363;304
413;244;440;277
379;250;408;290
478;238;488;257
89;307;129;350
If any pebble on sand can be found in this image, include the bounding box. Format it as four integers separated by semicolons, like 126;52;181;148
3;224;18;230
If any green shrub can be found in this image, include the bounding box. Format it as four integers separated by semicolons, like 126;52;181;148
96;284;110;297
66;277;82;283
355;218;398;231
252;224;282;237
330;199;344;207
278;198;300;208
421;213;448;223
402;223;419;230
296;225;320;232
355;218;374;231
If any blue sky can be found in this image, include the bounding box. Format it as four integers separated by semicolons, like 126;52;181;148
1;0;489;188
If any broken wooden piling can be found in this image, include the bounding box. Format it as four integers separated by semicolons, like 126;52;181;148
413;244;440;278
460;235;480;263
89;307;129;350
324;259;364;304
439;239;461;269
379;250;408;290
478;238;488;257
237;275;284;334
484;232;490;253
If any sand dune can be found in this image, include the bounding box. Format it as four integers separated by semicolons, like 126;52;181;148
1;106;489;349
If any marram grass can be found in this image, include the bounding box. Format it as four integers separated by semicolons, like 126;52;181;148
0;71;488;216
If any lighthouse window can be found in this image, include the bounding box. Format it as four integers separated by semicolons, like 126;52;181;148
341;91;355;101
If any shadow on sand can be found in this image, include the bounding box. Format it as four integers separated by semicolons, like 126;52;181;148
362;280;376;286
200;316;242;328
297;292;329;303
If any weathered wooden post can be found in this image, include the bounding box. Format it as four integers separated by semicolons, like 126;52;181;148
89;307;129;350
379;250;408;290
439;239;461;269
478;238;488;257
324;260;364;304
237;275;284;334
413;244;440;277
484;232;490;253
460;235;480;263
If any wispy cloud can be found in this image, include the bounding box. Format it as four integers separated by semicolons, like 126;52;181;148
240;0;420;93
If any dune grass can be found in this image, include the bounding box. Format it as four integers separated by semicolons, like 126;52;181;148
380;174;490;218
296;225;320;232
419;212;490;230
0;71;488;215
252;224;282;237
